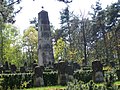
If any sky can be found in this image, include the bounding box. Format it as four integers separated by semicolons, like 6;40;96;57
14;0;118;34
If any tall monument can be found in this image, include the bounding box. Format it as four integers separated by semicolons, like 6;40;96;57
38;10;54;66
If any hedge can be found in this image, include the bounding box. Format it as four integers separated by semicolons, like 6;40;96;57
43;71;58;86
73;70;92;83
0;73;34;90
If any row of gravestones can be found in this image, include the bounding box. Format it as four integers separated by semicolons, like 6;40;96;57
0;61;29;74
0;60;104;87
33;60;80;87
33;60;105;87
55;60;104;85
0;61;17;73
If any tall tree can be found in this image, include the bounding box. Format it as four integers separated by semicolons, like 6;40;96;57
0;24;22;66
105;1;120;68
0;0;22;65
22;26;38;67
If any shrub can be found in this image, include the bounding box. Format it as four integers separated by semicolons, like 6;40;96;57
66;79;119;90
43;71;58;86
73;70;92;83
0;73;33;89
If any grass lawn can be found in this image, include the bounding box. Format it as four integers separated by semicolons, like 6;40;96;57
24;81;120;90
25;86;66;90
114;81;120;86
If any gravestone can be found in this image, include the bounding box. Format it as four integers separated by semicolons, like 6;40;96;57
57;61;67;86
92;61;104;83
34;66;44;87
0;66;3;74
20;66;26;73
65;64;74;82
10;64;17;73
24;62;28;71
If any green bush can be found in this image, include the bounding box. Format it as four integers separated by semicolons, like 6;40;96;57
0;73;34;89
116;70;120;80
43;71;58;86
73;70;92;83
66;80;119;90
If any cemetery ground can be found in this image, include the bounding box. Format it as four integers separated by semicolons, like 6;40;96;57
25;86;66;90
24;81;120;90
0;61;120;90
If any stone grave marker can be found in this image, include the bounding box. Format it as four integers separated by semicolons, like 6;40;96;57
92;61;104;83
20;66;26;73
34;66;44;87
0;66;3;74
10;64;17;73
57;61;67;86
65;64;74;82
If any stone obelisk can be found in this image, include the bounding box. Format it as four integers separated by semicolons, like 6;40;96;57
38;9;54;67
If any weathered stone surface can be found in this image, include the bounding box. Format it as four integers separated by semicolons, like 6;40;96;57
92;61;104;83
65;64;74;75
34;66;43;77
34;66;44;87
38;10;49;24
38;10;54;67
20;66;26;73
10;64;17;73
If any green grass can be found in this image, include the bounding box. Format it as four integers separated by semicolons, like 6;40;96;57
114;81;120;86
25;86;66;90
24;81;120;90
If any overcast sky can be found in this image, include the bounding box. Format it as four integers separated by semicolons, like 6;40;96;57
14;0;118;34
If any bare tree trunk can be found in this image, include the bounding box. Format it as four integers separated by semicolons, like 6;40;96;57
82;20;87;66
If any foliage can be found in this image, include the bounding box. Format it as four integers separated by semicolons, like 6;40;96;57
0;0;22;23
56;0;120;66
66;79;119;90
73;70;92;83
0;0;22;67
0;73;33;90
0;24;22;66
53;37;66;61
22;26;38;66
43;71;58;86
